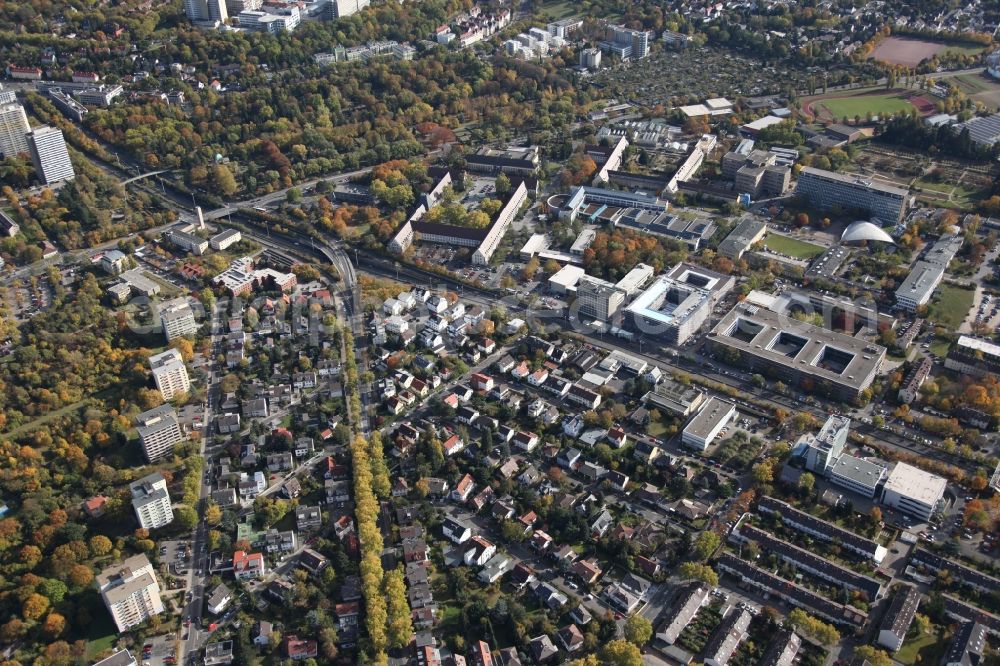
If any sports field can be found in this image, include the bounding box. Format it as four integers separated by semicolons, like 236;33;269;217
869;37;943;66
815;93;914;119
763;233;825;260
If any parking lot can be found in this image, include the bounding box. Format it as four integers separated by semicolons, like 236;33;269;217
140;632;178;666
161;539;192;576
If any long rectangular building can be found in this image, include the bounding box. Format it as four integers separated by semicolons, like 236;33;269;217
707;302;885;401
945;335;1000;379
794;166;908;224
757;496;888;563
731;522;883;601
716;553;868;627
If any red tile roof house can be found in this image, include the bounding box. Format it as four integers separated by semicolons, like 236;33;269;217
471;373;494;391
285;636;318;660
451;473;476;502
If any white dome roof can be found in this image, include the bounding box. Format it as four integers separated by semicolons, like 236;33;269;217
841;221;894;244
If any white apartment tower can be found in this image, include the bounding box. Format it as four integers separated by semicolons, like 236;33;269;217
97;554;165;632
130;472;174;529
158;298;198;341
26;126;75;184
135;404;183;462
185;0;228;22
0;103;29;158
149;348;191;401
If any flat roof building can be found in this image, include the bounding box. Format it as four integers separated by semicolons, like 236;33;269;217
158;297;198;341
149;348;191;402
828;454;887;499
881;462;946;521
97;554;164;633
548;265;586;294
614;263;654;297
130;472;174;530
643;378;705;417
135;404;182;463
719;217;767;259
575;275;625;321
707;302;885;401
682;397;736;451
801;415;850;474
625;274;712;344
795;166;908;224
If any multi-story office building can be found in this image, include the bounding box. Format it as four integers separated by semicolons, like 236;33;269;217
895;235;962;311
801;415;850;473
575;276;625;321
185;0;228;22
238;6;300;32
26;125;75;184
625;275;710;344
827;454;887;498
130;472;174;529
149;348;191;401
158;298;198;341
795;166;907;224
579;48;602;70
881;462;946;520
707;302;885;402
682;397;736;451
135;404;183;463
0;102;30;158
97;554;165;633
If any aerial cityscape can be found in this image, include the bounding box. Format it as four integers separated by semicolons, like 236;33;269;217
0;0;998;665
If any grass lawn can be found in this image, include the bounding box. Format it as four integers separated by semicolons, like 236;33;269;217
930;338;951;358
84;614;118;660
646;420;668;438
896;629;946;666
763;233;826;259
536;0;577;19
928;284;975;329
942;44;987;58
817;93;914;119
952;73;992;94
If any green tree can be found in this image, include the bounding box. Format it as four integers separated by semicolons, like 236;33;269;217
623;615;653;646
211;164;238;196
602;639;643;666
495;172;511;195
369;432;391;500
286;188;302;203
677;562;720;587
853;646;892;666
798;472;815;494
384;568;413;650
693;531;721;560
174;505;198;531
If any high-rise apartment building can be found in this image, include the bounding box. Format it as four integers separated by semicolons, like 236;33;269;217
158;298;198;341
0;102;30;158
185;0;228;22
328;0;369;18
97;554;165;633
0;85;17;106
135;404;183;462
26;125;75;184
149;348;191;401
130;472;174;529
